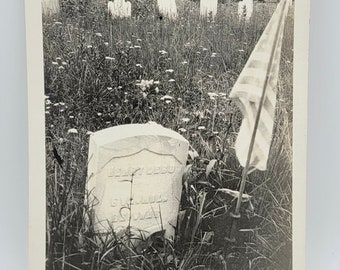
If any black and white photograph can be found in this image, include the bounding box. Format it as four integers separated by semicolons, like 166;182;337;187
25;0;308;269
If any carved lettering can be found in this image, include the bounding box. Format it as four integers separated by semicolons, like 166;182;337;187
108;165;181;178
111;194;168;207
111;210;161;224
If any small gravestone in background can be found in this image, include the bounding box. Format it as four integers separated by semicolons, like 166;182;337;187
200;0;218;19
42;0;60;15
157;0;178;19
108;0;132;18
238;0;253;21
86;123;189;239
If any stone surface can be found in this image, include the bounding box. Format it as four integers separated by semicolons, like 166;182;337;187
157;0;178;19
108;0;131;18
200;0;218;18
238;0;253;21
86;123;189;238
42;0;59;15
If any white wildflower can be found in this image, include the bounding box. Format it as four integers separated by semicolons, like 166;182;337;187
160;95;173;101
207;92;218;100
67;128;78;134
136;79;154;91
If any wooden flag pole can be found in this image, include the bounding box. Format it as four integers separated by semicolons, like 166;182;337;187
227;0;289;241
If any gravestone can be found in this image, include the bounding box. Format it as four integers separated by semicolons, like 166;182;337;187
200;0;218;19
86;123;189;239
108;0;131;18
42;0;59;15
238;0;253;21
157;0;178;19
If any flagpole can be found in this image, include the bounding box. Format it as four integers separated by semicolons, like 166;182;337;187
228;0;289;240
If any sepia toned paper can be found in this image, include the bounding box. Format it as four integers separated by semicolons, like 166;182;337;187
25;0;309;269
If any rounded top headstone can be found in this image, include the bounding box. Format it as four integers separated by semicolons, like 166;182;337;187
91;122;188;146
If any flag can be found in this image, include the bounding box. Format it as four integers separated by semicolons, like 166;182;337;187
229;0;290;171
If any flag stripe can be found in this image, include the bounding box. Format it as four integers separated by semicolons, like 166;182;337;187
229;0;290;171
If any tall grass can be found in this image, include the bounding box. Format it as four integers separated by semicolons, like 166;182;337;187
44;1;293;269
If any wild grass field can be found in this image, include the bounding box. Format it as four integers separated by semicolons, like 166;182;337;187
43;0;294;269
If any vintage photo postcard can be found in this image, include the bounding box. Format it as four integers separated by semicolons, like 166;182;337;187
26;0;309;269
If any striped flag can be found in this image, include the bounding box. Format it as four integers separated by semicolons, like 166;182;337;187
229;0;290;171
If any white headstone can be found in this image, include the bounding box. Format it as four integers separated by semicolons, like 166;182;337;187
157;0;177;19
200;0;218;19
108;1;114;15
108;0;131;18
86;123;189;239
42;0;59;15
126;1;132;17
238;0;253;21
